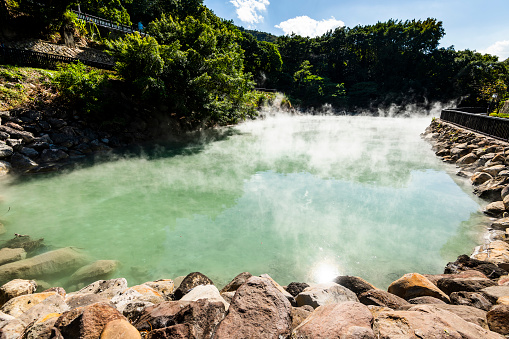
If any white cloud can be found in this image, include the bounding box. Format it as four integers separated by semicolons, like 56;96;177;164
230;0;270;24
275;16;345;37
481;40;509;61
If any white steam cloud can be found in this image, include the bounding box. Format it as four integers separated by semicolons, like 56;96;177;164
275;16;345;37
480;40;509;61
230;0;270;24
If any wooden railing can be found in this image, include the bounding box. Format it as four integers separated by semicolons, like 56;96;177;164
0;46;115;70
71;10;148;37
441;108;509;141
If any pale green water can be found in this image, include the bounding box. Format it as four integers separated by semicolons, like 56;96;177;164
0;114;488;289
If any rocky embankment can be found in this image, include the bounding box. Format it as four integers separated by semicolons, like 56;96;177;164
0;118;508;338
0;106;178;175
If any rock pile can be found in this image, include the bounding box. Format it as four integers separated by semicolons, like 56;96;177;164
0;267;508;338
0;108;118;175
422;118;509;268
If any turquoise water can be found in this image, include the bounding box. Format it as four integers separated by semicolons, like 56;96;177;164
0;114;488;289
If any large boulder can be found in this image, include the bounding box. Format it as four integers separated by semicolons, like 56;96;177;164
68;260;119;285
484;165;507;177
481;286;509;304
100;319;141;339
450;291;493;311
17;293;69;324
134;299;226;338
22;312;60;339
472;172;494;185
173;272;213;300
372;304;504;339
0;291;58;318
0;247;88;284
437;277;497;295
457;153;478;166
75;278;128;299
53;302;126;339
0;279;36;306
487;305;509;335
295;282;358;308
220;272;252;293
0;143;13;159
484;201;507;217
358;289;409;309
333;275;377;296
407;304;488;329
10;153;38;172
110;285;165;314
444;255;508;279
0;125;34;142
472;241;509;265
214;276;291;339
292;301;375;339
387;273;450;302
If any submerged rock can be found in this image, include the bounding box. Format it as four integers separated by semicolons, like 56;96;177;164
0;248;26;266
0;247;87;284
68;260;119;285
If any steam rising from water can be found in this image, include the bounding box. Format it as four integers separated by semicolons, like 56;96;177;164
0;114;487;289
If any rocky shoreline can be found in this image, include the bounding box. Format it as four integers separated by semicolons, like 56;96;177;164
0;117;508;338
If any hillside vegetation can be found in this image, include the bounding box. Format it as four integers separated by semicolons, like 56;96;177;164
1;0;508;127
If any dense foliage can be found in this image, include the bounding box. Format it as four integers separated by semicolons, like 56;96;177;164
3;0;509;126
106;5;258;127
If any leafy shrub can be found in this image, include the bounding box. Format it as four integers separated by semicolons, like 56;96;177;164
52;62;109;113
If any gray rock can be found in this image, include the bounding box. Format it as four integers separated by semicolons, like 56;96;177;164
296;282;359;308
0;278;36;306
333;275;377;296
481;286;509;304
75;278;128;299
20;147;38;158
40;149;69;163
450;291;493;311
68;260;119;285
181;284;229;310
471;172;493;185
10;153;38;172
0;248;26;266
173;272;214;300
0;143;13;159
0;247;88;284
18;293;69;324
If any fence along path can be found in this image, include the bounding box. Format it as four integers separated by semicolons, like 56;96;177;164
441;108;509;141
0;46;115;70
71;10;148;37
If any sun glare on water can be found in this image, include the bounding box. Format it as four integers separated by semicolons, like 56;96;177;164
312;261;341;283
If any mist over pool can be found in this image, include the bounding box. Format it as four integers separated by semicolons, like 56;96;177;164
0;114;489;289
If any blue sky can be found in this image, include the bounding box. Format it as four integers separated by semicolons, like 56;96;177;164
203;0;509;60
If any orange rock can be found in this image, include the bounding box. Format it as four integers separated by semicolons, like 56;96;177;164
100;319;141;339
387;273;450;303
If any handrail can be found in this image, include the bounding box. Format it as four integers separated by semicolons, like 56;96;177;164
71;10;148;37
440;109;509;141
0;46;115;70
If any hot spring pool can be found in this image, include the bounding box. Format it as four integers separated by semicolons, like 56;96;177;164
0;114;489;289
